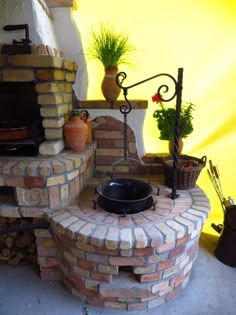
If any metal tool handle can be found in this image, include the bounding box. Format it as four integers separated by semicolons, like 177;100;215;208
3;24;27;31
3;24;31;45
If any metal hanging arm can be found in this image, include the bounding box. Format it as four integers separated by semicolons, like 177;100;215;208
116;68;184;199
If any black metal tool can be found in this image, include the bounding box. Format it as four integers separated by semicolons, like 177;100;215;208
2;24;32;55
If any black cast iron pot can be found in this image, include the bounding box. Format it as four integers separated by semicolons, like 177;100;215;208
96;178;153;215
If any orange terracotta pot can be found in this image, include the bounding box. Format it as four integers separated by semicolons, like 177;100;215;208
101;67;121;104
85;118;92;144
64;115;88;152
79;110;93;144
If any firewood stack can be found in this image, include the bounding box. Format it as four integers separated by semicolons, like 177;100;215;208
0;217;37;265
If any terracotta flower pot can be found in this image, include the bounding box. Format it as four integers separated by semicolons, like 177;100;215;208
79;110;93;144
101;67;121;104
64;114;88;152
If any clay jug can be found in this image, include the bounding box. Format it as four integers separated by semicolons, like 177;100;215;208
101;67;121;104
64;110;88;152
80;110;92;144
168;137;183;155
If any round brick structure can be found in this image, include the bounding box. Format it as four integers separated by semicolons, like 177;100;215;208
48;182;210;312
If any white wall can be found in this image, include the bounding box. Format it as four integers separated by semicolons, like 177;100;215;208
0;0;59;48
0;0;145;157
51;7;88;101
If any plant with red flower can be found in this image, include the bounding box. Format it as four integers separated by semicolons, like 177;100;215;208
152;93;163;103
152;93;195;140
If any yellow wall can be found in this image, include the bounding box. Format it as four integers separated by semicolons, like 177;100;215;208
73;0;236;234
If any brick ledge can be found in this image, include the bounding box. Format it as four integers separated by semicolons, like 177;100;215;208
78;100;148;110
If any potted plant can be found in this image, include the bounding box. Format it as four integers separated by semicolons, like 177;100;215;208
152;93;195;154
87;22;137;104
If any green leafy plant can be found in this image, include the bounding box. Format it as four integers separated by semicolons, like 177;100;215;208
87;22;137;69
152;93;195;140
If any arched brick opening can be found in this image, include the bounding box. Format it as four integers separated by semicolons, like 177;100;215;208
92;116;141;174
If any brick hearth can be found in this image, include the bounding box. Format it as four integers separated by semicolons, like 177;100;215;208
43;180;210;311
0;144;96;216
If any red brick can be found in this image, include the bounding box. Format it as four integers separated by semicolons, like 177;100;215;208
64;274;84;289
170;273;185;287
188;243;197;257
87;296;104;307
40;264;58;271
176;235;190;246
71;288;87;302
97;247;119;256
128;303;146;311
140;273;160;282
37;247;58;257
169;246;185;258
69;178;76;201
90;272;112;283
76;242;96;253
84;279;99;292
6;177;24;187
140;293;159;302
98;294;117;302
132;214;148;225
157;243;175;253
95;156;113;164
103;215;118;225
109;256;145;266
24;176;45;187
40;238;56;248
55;235;76;248
34;229;51;237
118;297;138;303
166;285;182;302
40;269;61;281
119;216;131;227
157;259;174;271
79;288;96;297
45;257;59;267
103;301;126;311
133;248;154;256
78;259;96;271
49;186;60;208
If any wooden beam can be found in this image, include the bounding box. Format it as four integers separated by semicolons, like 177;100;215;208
46;0;74;8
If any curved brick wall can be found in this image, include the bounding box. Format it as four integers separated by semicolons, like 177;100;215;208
48;184;210;311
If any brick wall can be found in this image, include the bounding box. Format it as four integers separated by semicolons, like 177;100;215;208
92;116;139;174
0;54;77;156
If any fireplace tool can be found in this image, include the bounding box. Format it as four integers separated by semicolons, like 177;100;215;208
208;159;236;267
2;24;32;55
95;68;184;215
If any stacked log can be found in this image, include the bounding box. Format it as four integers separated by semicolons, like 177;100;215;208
0;217;37;265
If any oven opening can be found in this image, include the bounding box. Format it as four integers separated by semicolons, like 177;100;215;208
0;82;44;156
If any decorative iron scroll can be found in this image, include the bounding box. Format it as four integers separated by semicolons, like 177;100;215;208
116;68;184;199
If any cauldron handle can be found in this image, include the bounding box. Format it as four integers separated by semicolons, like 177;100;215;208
112;157;151;184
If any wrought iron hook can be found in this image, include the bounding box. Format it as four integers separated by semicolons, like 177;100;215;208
115;68;184;200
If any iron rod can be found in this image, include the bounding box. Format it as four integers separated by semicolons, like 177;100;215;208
116;68;184;199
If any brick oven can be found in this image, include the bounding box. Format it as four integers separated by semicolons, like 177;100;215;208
0;54;211;312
